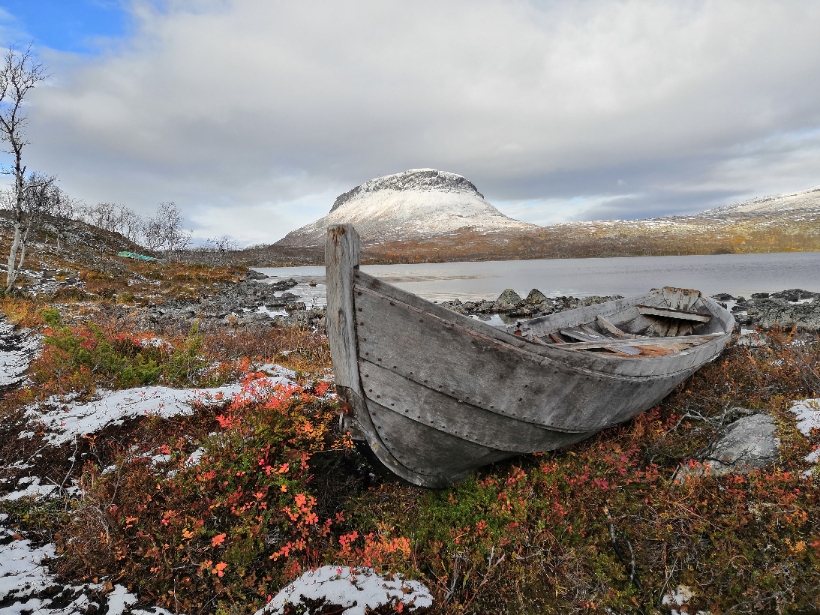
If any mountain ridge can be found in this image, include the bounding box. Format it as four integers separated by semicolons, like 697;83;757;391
277;169;538;248
703;185;820;216
330;168;485;212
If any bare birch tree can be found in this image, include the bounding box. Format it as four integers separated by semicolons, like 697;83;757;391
76;202;144;243
203;235;238;266
0;45;47;292
0;172;64;276
143;202;191;260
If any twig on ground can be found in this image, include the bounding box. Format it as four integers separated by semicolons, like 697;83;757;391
604;507;642;591
59;435;79;492
656;558;677;607
722;591;786;614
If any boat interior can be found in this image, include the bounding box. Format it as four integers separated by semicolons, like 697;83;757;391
509;286;731;358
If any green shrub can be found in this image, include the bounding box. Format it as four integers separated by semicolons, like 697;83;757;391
35;312;220;392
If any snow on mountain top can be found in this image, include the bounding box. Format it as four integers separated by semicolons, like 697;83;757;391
278;169;536;247
330;169;484;212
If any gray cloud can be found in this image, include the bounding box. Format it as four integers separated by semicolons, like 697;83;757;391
8;0;820;244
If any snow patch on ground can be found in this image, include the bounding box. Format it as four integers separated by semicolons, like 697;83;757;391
21;365;296;445
185;446;206;467
0;318;40;388
22;385;237;445
790;398;820;437
0;527;58;603
0;362;306;613
789;398;820;476
0;522;166;615
256;566;433;615
661;584;711;615
106;584;138;614
0;524;98;614
1;476;58;501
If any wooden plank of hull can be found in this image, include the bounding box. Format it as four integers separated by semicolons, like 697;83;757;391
549;332;722;350
663;286;700;311
354;282;704;433
661;288;701;337
520;293;666;338
360;360;594;452
325;226;361;396
559;326;641;356
326;225;419;481
637;305;712;323
365;399;515;487
596;314;639;339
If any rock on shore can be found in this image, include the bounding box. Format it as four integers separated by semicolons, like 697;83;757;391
440;289;623;321
129;277;820;335
718;289;820;330
135;277;326;330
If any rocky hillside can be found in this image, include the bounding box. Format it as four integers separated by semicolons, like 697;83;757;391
276;169;537;248
0;211;248;308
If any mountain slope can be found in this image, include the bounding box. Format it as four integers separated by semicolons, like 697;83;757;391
276;169;537;247
704;186;820;216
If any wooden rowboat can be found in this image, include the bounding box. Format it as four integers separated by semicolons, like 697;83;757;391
326;225;735;488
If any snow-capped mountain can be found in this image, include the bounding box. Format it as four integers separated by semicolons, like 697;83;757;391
276;169;538;247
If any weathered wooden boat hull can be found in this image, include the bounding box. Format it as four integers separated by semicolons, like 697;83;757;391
326;225;734;488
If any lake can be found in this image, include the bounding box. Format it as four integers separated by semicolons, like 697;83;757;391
254;251;820;305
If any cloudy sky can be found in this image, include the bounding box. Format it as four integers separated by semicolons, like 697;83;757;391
1;0;819;245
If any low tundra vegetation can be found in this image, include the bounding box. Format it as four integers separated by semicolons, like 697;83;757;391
2;292;819;613
34;308;230;392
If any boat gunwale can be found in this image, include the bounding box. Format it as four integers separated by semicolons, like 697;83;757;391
353;270;733;382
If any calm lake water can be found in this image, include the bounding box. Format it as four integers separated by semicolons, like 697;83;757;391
255;251;820;304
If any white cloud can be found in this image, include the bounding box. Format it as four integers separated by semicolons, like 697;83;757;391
187;187;338;245
494;194;643;225
6;0;820;244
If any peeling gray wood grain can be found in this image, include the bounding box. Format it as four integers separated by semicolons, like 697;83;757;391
596;315;640;338
361;360;594;452
326;225;423;484
550;332;723;350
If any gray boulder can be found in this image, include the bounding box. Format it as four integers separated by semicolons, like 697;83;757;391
681;413;779;477
745;297;820;330
495;288;522;307
525;289;547;304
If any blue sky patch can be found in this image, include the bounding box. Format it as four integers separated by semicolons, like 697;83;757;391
0;0;130;53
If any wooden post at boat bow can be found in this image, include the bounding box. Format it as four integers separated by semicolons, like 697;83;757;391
326;225;365;437
326;224;410;479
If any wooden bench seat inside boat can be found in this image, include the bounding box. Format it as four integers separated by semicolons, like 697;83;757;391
516;286;719;358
